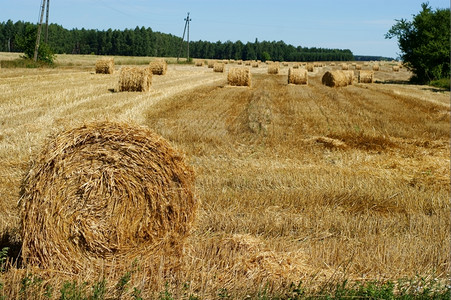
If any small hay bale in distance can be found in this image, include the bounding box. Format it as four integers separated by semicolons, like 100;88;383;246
207;61;215;68
118;66;152;92
213;62;225;73
358;70;374;83
355;64;362;70
392;65;400;72
306;64;314;72
195;61;204;67
288;68;308;85
267;63;280;75
321;70;348;87
251;61;259;68
228;67;251;87
20;121;197;273
292;63;300;69
341;63;349;70
95;58;114;74
148;60;167;75
372;64;380;71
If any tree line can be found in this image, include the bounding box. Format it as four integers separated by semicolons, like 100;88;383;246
0;20;354;62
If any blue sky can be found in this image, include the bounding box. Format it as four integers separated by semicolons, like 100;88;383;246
1;0;449;58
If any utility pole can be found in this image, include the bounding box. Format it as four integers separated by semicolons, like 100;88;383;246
45;0;50;43
186;12;191;61
176;12;191;62
34;0;47;62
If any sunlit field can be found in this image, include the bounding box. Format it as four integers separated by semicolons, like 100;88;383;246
0;53;449;298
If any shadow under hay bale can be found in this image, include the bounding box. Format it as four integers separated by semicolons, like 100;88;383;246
118;67;152;92
19;121;197;274
322;70;348;87
288;68;308;85
95;58;114;74
149;60;167;75
227;67;251;87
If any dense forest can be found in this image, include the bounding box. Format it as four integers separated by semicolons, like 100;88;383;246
0;20;355;61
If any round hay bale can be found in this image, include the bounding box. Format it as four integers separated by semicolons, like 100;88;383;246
288;68;308;85
292;63;300;69
341;63;349;70
148;60;167;75
306;64;314;72
227;67;251;87
355;64;362;70
372;64;380;71
358;70;374;83
343;70;354;85
392;65;400;72
213;62;225;73
251;62;259;68
20;121;197;273
321;70;348;87
207;61;215;68
195;61;204;67
118;66;152;92
267;63;280;75
95;58;114;74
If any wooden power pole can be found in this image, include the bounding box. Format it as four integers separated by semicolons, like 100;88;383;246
34;0;47;62
45;0;50;43
177;12;191;62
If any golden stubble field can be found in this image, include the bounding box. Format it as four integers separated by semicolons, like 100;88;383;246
0;53;449;298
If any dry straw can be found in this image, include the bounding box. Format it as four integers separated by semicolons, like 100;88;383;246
118;66;152;92
213;62;225;73
341;63;349;70
392;65;400;72
195;61;204;67
288;68;308;85
208;61;215;68
251;62;259;68
358;70;374;83
343;70;354;85
372;64;380;71
148;60;167;75
267;63;280;75
306;64;314;72
228;67;251;87
321;70;348;87
95;58;114;74
355;64;362;70
20;121;197;273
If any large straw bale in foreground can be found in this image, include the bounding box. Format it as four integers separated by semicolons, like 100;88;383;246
358;70;374;83
118;67;152;92
343;70;354;85
228;67;251;87
95;58;114;74
20;121;197;273
288;68;308;85
149;60;167;75
321;70;348;87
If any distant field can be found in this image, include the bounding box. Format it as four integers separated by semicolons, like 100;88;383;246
0;53;449;298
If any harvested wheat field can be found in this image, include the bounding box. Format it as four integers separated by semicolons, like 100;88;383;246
0;53;449;298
